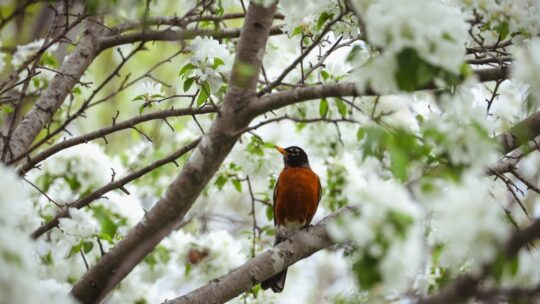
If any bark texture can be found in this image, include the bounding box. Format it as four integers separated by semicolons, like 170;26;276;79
5;18;106;161
70;3;277;303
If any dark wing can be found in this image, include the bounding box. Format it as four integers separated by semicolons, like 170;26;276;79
273;178;279;226
317;174;322;206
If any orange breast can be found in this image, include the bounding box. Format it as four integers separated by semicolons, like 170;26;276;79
274;167;320;227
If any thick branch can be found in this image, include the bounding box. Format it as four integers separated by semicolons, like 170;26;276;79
70;3;277;303
16;106;216;175
165;207;353;304
252;66;509;116
30;138;200;239
98;26;284;50
497;110;540;154
3;18;107;162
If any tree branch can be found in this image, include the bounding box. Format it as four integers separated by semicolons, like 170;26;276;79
251;66;509;116
2;17;108;162
70;3;277;303
16;106;216;175
30;138;200;239
164;207;354;304
98;26;284;50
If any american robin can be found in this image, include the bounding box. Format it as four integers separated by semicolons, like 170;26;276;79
261;145;321;293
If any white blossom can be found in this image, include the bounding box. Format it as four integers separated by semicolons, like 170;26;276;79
12;39;58;67
188;36;234;92
425;174;511;270
353;0;468;93
426;90;499;168
329;177;424;294
513;38;540;106
140;80;164;97
0;165;75;304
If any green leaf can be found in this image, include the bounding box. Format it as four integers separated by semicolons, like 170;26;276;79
82;241;94;254
321;69;330;81
212;57;225;69
291;26;303;37
97;232;113;243
508;255;519;277
215;174;227;190
491;252;505;282
319;98;329;118
41;251;53;265
92;206;120;240
178;63;196;77
183;77;195;92
185;262;192;276
69;241;83;258
356;128;366;141
389;148;409;181
316;12;334;30
40;53;59;67
388;210;414;238
84;0;101;14
346;45;363;62
353;254;382;289
495;21;510;41
196;81;211;106
232;179;242;192
132;95;144;101
1;105;13;114
395;48;435;92
334;98;347;117
266;205;274;222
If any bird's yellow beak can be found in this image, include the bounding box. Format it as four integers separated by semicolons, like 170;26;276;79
275;145;287;155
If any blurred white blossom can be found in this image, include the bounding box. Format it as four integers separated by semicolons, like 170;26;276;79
12;39;57;67
426;90;499;168
329;177;424;294
0;165;75;304
143;80;164;96
458;0;540;38
353;0;468;93
425;174;511;270
513;38;540;106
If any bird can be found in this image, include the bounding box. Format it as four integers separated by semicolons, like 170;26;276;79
261;145;321;293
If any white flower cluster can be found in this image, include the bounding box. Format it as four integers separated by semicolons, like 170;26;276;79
279;0;341;35
426;90;499;168
352;0;468;93
135;80;165;102
12;39;57;67
329;177;424;294
0;165;75;304
425;174;511;270
188;36;233;93
31;142;119;204
107;229;249;303
459;0;540;38
513;38;540;107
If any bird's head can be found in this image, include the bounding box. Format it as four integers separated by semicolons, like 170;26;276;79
275;145;310;168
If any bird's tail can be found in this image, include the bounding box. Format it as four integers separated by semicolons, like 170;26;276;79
261;268;288;293
261;234;287;293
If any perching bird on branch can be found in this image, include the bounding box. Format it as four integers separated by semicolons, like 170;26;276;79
261;145;321;293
